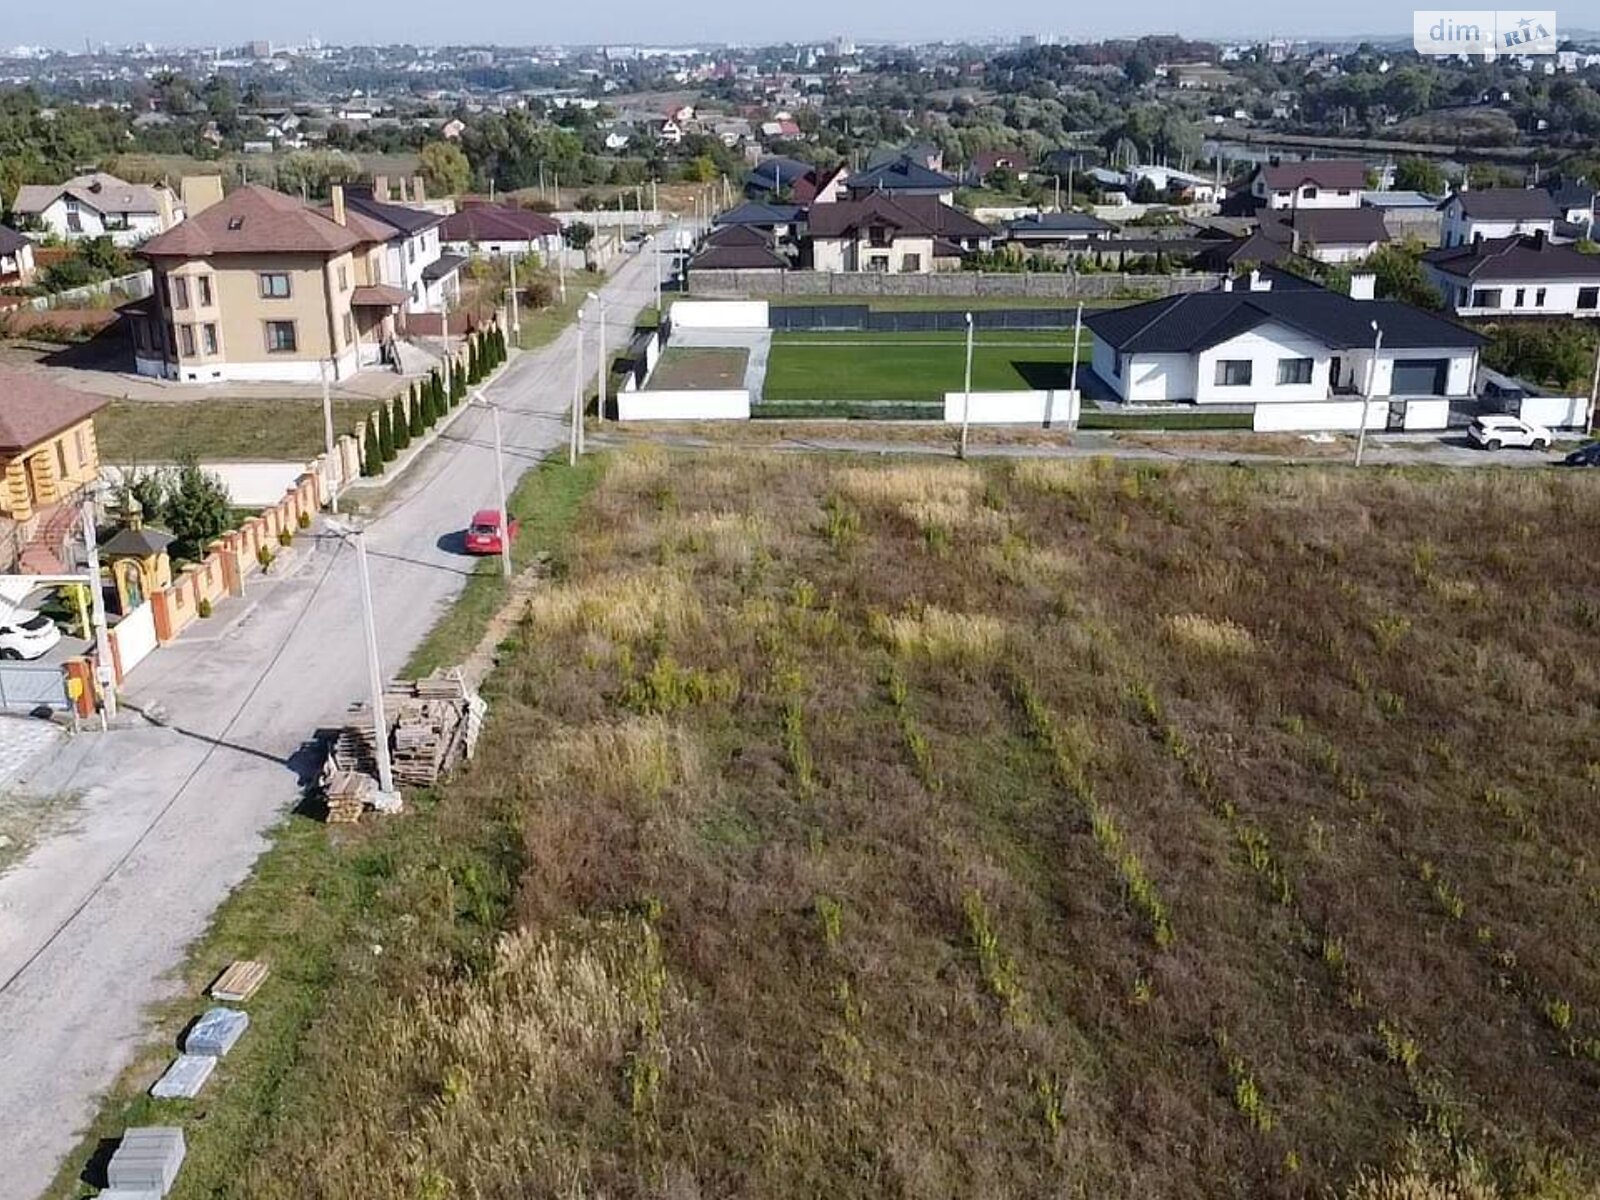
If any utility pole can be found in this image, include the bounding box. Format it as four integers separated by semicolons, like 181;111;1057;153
571;304;584;465
1587;340;1600;435
1355;320;1383;467
343;523;394;797
1068;301;1083;397
589;290;606;424
474;392;512;579
321;358;339;514
958;311;974;459
507;254;521;339
654;231;663;312
557;234;567;303
440;287;452;400
1054;174;1061;212
80;495;115;724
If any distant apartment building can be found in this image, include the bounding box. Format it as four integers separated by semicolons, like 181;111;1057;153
128;182;408;383
11;172;183;246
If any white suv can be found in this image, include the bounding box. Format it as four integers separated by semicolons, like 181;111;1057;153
1468;414;1553;451
0;610;61;661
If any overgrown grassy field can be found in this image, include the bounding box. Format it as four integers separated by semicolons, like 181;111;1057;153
95;398;381;463
166;450;1600;1200
764;331;1084;402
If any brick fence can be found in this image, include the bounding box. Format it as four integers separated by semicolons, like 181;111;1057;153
686;270;1224;300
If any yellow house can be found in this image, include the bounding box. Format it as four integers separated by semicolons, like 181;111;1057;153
0;371;107;573
129;182;406;383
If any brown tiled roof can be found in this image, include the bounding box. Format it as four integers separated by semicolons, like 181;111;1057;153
351;284;410;307
140;184;373;257
441;204;561;242
1259;160;1369;191
0;371;108;454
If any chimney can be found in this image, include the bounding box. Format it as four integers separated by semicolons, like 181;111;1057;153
180;174;225;217
1349;271;1376;301
374;174;389;203
1532;228;1547;248
411;175;426;204
331;184;347;226
1222;275;1234;292
1249;267;1270;291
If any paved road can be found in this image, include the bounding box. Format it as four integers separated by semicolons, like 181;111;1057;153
0;243;665;1200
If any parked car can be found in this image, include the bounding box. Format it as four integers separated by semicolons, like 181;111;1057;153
1562;442;1600;468
1467;414;1553;451
464;509;518;556
0;610;62;661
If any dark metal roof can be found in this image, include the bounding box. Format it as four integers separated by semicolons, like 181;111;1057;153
1263;207;1390;246
846;157;959;195
1423;235;1600;281
343;187;443;236
1259;160;1369;191
1005;212;1115;237
101;525;175;558
744;158;812;194
421;253;466;283
0;225;29;256
1442;188;1561;220
1085;289;1482;354
715;201;803;227
691;241;788;269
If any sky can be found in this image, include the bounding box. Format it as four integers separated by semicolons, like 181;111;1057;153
16;1;1436;52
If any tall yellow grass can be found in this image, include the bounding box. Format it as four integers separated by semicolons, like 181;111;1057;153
876;605;1009;665
525;571;699;642
834;463;981;506
1163;613;1257;655
531;717;703;809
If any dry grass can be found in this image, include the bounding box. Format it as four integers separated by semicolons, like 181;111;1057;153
1164;612;1259;655
201;450;1600;1200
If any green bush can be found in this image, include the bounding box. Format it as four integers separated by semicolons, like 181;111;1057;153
391;394;411;451
277;528;293;547
256;544;275;569
409;384;426;437
362;418;384;477
297;511;311;529
378;403;396;461
197;596;213;618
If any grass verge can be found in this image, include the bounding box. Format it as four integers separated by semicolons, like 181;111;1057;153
517;270;608;350
43;454;604;1200
764;335;1082;401
96;399;379;463
1078;409;1254;431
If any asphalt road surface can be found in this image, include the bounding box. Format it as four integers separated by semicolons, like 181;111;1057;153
0;242;663;1200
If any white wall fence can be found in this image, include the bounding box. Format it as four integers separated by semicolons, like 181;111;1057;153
670;300;769;330
1517;394;1588;429
108;601;158;679
943;391;1082;426
1252;401;1389;433
554;209;665;229
618;390;751;420
28;269;153;311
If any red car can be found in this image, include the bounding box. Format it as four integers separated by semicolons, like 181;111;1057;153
464;509;518;555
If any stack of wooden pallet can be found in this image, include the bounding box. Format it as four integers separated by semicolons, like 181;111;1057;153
323;768;373;824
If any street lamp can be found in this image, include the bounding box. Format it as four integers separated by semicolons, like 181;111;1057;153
323;518;395;799
472;391;512;580
571;303;585;465
1355;319;1383;467
320;359;339;515
958;311;975;459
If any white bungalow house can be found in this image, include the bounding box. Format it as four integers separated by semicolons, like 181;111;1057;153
1438;188;1561;248
1085;273;1483;422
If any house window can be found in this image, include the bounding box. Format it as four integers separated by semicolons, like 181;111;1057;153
178;324;195;356
343;312;355;345
75;428;89;464
56;441;68;479
198;275;213;306
868;255;890;272
203;323;218;355
1535;287;1547;307
1514;287;1526;308
259;272;292;299
868;225;890;248
67;210;83;233
1275;190;1291;201
1113;352;1126;378
1302;186;1318;200
902;253;922;272
1276;357;1314;385
264;320;298;353
408;240;417;263
1214;359;1253;387
171;277;189;309
1579;287;1600;310
338;264;349;291
1337;188;1352;196
1471;287;1502;308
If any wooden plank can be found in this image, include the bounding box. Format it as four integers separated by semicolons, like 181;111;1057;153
210;960;270;1002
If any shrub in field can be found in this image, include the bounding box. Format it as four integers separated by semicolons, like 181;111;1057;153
619;654;738;715
525;572;700;642
1164;613;1257;655
962;888;1025;1020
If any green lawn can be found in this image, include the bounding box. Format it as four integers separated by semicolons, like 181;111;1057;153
763;331;1084;402
96;398;382;463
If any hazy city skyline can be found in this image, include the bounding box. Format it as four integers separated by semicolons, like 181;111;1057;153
13;3;1449;52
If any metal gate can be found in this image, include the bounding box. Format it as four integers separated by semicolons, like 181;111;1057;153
0;663;69;712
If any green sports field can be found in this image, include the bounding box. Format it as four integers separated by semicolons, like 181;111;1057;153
762;330;1085;402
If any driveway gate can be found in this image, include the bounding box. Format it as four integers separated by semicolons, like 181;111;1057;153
0;663;70;712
